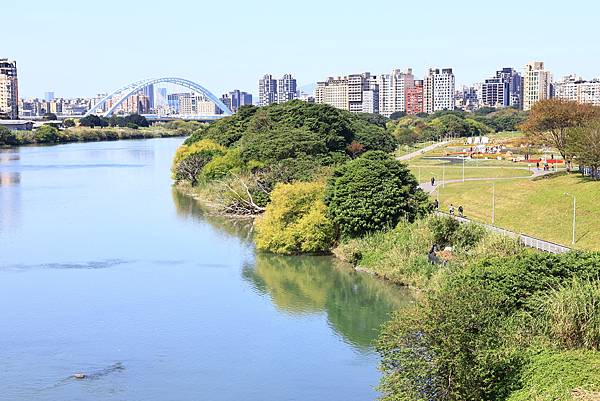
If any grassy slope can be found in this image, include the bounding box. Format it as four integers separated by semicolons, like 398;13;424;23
436;174;600;250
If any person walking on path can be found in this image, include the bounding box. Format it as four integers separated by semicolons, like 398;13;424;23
458;205;464;217
433;199;439;210
431;176;436;186
449;203;455;215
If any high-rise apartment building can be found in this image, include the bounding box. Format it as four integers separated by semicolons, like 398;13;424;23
554;75;600;107
423;68;455;114
0;59;19;119
178;93;218;115
142;84;154;110
258;74;278;106
455;86;480;112
277;74;297;104
523;62;553;111
316;73;379;114
405;80;424;115
362;78;379;114
376;74;393;116
221;90;253;112
481;68;522;109
315;76;349;110
392;68;414;114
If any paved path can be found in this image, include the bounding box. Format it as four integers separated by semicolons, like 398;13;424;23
396;141;450;162
419;168;553;193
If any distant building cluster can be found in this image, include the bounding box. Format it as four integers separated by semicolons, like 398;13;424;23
308;62;600;115
220;90;252;113
312;68;454;116
258;74;298;106
3;55;600;122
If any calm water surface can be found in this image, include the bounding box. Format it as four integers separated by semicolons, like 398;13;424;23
0;138;412;401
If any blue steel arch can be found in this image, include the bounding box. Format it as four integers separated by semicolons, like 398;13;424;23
85;77;232;117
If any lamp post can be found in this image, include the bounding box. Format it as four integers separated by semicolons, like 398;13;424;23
442;165;445;188
492;182;495;225
462;157;465;182
564;192;576;245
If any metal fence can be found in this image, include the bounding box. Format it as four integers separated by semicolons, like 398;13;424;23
434;211;571;254
579;165;600;180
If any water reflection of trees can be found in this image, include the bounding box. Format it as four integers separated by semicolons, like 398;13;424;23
242;254;413;351
171;187;414;350
171;188;253;242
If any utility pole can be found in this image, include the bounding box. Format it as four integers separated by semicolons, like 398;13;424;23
462;157;465;182
564;193;576;245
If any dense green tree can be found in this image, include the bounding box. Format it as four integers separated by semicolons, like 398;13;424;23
568;119;600;175
79;114;108;128
520;99;600;167
325;151;429;237
0;126;18;145
63;118;76;128
255;181;335;254
125;113;149;127
354;112;389;128
389;111;407;120
34;125;59;143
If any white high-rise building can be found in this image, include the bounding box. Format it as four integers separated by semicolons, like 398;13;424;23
423;68;455;114
554;75;600;107
376;74;393;117
362;79;379;114
523;61;553;111
0;59;18;119
258;74;277;106
276;74;297;104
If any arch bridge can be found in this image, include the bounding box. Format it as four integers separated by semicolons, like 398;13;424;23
85;77;232;117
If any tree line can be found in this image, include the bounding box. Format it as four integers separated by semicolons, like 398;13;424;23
520;99;600;177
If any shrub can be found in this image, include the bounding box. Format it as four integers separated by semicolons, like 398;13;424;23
172;139;226;185
202;148;245;180
0;126;18;145
378;279;523;401
427;215;460;246
507;350;600;401
34;125;59;143
377;251;600;401
325;151;429;237
335;218;436;287
542;278;600;350
255;182;335;254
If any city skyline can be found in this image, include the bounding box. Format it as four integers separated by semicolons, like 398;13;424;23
4;0;600;99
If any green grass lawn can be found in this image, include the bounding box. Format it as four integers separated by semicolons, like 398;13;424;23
434;174;600;250
409;164;533;183
394;141;435;157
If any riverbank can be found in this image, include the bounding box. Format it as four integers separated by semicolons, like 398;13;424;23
0;126;188;148
171;102;600;400
1;137;405;401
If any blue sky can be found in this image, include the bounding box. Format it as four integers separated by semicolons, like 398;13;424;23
6;0;599;99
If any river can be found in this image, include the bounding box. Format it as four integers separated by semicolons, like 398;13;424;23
0;138;412;401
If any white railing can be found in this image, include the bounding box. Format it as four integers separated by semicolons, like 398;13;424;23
434;211;571;254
